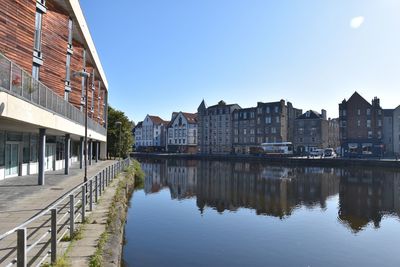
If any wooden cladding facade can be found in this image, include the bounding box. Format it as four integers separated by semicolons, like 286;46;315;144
0;0;107;126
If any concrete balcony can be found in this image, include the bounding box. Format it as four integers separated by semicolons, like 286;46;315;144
0;53;106;139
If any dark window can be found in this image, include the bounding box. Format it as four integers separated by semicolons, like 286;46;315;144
33;11;43;52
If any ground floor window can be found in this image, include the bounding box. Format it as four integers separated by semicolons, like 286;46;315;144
0;131;4;166
30;134;38;162
348;143;358;153
362;143;373;155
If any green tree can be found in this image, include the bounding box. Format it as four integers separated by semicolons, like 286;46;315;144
107;106;134;159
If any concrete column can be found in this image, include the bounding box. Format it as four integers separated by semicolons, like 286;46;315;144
88;140;93;166
38;128;46;185
79;137;84;169
64;134;71;175
100;142;107;160
95;142;99;163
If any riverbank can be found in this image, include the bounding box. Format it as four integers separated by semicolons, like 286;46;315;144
131;152;400;169
61;161;144;267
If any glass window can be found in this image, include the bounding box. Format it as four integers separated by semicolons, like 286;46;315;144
0;131;4;166
23;133;30;163
65;53;71;83
68;18;73;47
30;134;38;162
32;64;40;81
34;11;43;51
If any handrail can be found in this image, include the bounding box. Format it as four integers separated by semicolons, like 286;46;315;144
0;52;106;136
0;158;131;266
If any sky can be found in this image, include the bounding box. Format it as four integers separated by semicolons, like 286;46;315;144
80;0;400;123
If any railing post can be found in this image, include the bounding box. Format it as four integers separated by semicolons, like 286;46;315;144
102;170;105;191
95;175;98;202
9;62;13;91
99;172;102;196
69;194;74;238
51;208;57;264
89;180;93;211
81;185;86;223
17;228;26;267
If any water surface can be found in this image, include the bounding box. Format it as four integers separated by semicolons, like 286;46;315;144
123;159;400;267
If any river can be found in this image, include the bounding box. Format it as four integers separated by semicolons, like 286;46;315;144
122;158;400;267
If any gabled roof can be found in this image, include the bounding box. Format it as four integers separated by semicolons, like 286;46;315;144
346;91;371;107
136;121;143;128
182;112;197;123
296;110;323;120
148;115;168;125
169;112;198;126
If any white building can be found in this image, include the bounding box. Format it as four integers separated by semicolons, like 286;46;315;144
135;115;168;151
167;112;198;153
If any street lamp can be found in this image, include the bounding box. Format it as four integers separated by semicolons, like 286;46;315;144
116;121;122;160
73;70;90;182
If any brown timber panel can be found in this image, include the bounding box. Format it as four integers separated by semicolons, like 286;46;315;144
0;0;36;73
40;1;69;99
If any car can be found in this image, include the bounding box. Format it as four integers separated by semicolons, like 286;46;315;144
324;148;337;158
309;149;324;157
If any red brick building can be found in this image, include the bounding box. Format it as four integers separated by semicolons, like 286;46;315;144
339;92;384;157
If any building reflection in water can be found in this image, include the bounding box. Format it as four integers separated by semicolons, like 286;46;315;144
139;159;400;232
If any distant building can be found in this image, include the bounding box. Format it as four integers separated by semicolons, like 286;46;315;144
294;110;339;153
383;109;394;156
167;112;198;153
197;100;241;154
136;115;169;151
393;106;400;155
339;92;384;157
133;121;143;149
232;100;302;154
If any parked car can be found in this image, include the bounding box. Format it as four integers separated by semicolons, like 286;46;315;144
324;148;337;158
309;149;324;157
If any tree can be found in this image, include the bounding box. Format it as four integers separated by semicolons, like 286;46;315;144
107;106;134;159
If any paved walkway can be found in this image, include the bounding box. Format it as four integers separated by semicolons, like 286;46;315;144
0;160;116;266
67;172;123;266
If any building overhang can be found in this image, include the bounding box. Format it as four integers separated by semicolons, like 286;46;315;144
0;92;106;142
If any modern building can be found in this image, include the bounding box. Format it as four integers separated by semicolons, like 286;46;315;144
135;115;169;151
293;110;339;153
167;112;198;153
197;100;241;154
339;92;384;157
0;0;108;181
232;100;302;154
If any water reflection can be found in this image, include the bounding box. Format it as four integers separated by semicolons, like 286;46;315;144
140;159;400;232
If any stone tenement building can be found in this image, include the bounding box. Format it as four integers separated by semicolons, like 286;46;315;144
293;110;339;153
339;92;384;157
135;115;169;150
382;106;400;156
197;100;241;154
232;100;302;154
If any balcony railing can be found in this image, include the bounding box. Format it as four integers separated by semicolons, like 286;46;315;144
0;53;106;136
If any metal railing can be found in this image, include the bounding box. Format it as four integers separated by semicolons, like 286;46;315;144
0;53;106;136
0;158;130;267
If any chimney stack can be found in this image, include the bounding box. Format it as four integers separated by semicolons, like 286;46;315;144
321;109;327;120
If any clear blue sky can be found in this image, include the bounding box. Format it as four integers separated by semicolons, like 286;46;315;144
81;0;400;123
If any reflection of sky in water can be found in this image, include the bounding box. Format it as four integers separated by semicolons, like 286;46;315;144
123;159;400;267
